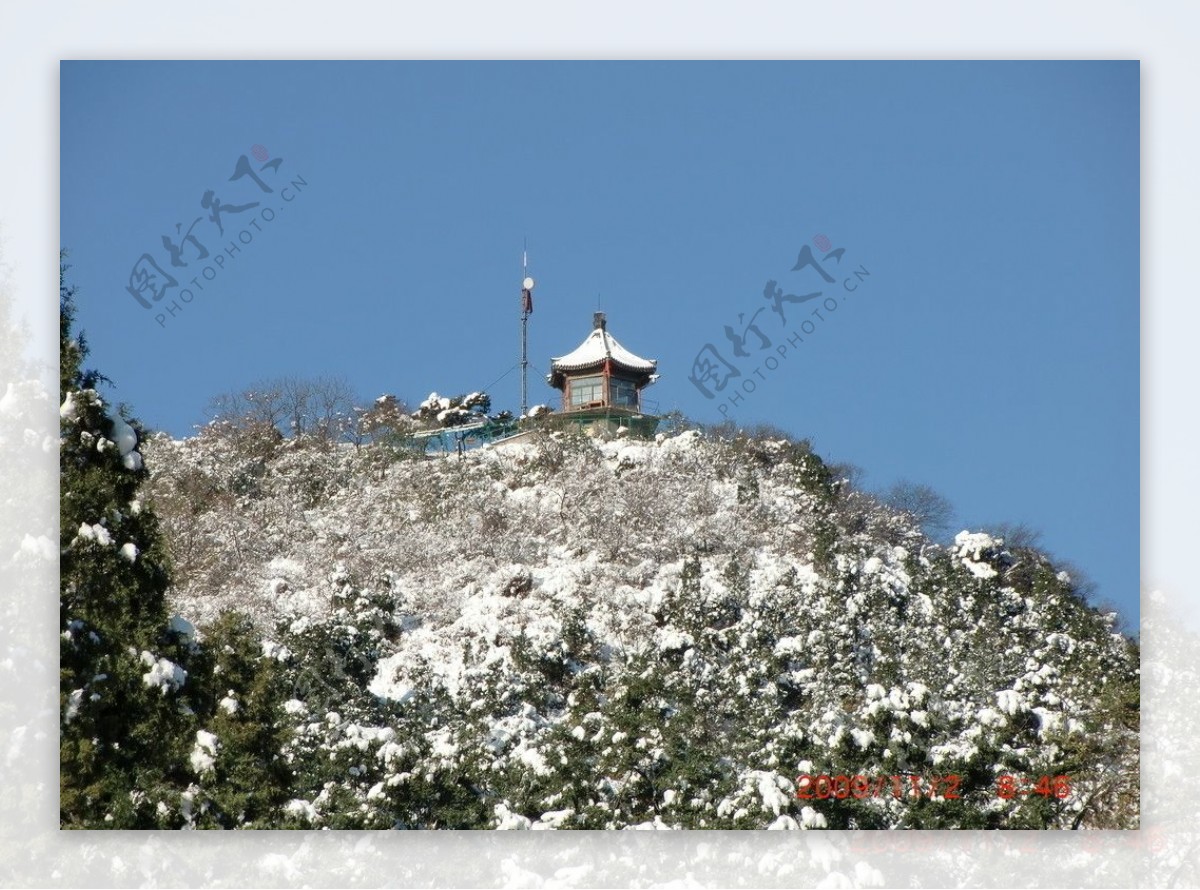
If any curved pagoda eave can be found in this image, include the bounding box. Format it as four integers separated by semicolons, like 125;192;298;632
548;325;658;391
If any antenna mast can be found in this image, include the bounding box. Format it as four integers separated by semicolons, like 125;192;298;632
519;244;535;417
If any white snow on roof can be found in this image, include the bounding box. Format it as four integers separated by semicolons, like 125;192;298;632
551;327;656;373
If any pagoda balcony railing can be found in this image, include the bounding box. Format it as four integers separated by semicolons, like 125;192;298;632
561;398;660;415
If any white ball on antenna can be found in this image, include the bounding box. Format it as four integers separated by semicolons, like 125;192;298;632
522;277;535;290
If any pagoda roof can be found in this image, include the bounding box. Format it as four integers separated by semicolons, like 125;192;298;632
550;325;657;376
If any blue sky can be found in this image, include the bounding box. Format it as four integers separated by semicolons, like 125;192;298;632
60;61;1139;627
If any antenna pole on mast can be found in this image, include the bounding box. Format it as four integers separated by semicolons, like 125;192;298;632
519;243;534;418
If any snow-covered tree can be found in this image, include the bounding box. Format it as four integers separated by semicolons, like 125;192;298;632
411;391;493;428
59;259;291;827
59;258;194;826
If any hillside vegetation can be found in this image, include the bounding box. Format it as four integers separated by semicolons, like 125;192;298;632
128;420;1138;830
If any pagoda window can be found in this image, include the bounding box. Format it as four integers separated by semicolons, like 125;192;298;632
610;378;638;408
569;375;604;407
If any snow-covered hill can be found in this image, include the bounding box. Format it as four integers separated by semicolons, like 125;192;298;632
143;424;1139;829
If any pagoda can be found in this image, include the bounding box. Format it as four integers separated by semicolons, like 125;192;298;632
546;312;660;437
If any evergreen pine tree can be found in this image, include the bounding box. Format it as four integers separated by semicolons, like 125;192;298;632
59;257;197;825
59;258;293;827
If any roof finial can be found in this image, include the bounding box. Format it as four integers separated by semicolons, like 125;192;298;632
593;311;606;330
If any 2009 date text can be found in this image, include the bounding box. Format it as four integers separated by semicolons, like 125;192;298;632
797;774;960;800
